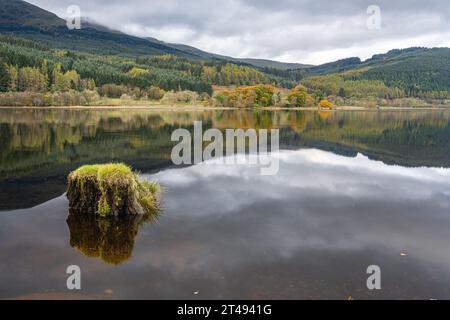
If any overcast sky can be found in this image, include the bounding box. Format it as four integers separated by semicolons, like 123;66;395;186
28;0;450;65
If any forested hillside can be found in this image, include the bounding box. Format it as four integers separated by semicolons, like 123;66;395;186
0;36;212;93
0;34;296;106
302;48;450;99
0;0;301;71
356;48;450;97
1;0;450;107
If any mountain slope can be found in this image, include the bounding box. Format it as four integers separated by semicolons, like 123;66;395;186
236;58;312;70
0;0;305;70
0;0;64;28
145;37;311;70
356;47;450;95
307;57;362;75
0;0;213;58
301;47;450;98
306;47;435;75
2;0;450;97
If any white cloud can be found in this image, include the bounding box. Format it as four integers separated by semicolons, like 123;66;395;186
27;0;450;64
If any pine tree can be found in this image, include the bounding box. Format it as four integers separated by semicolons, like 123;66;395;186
0;60;9;92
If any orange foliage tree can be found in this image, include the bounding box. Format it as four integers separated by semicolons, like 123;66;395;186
319;99;334;110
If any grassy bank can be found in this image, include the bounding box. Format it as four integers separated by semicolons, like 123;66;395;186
1;89;449;109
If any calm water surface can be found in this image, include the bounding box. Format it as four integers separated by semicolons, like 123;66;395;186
1;108;450;299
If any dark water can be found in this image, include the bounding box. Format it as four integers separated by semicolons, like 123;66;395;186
1;108;450;299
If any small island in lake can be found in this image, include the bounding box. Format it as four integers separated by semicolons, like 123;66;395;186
67;163;160;217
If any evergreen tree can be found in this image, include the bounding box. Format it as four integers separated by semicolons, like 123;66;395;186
0;60;9;92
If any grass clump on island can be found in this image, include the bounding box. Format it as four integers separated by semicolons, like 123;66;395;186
67;163;160;217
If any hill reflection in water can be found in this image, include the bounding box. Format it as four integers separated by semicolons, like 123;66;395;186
1;108;450;211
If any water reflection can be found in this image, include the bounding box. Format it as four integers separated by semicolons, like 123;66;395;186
139;149;450;299
1;109;450;299
1;109;450;210
1;148;450;299
67;213;158;265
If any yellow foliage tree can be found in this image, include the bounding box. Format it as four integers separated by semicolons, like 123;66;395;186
127;67;150;77
319;99;334;110
287;86;308;107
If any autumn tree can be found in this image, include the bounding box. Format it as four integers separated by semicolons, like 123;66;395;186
52;64;81;92
80;78;96;91
99;84;129;98
287;86;308;107
6;65;18;91
52;63;66;91
213;85;275;108
65;70;81;90
202;64;268;86
147;86;165;100
40;60;49;90
18;67;47;92
127;67;150;77
319;99;334;110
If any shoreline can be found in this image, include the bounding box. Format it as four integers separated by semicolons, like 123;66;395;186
261;106;450;111
0;105;232;111
0;105;448;111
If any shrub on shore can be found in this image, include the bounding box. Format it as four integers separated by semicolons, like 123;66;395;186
146;86;166;100
161;90;200;105
213;85;276;108
0;90;100;106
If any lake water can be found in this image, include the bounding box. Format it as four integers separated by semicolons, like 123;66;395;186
1;108;450;299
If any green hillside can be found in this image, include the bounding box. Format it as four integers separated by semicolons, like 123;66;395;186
301;48;450;99
0;0;311;71
356;48;450;96
145;37;311;70
1;0;450;104
0;0;203;58
0;0;63;28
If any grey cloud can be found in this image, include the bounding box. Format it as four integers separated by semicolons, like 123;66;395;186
27;0;450;64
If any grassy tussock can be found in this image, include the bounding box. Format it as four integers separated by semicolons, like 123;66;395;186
68;163;160;217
